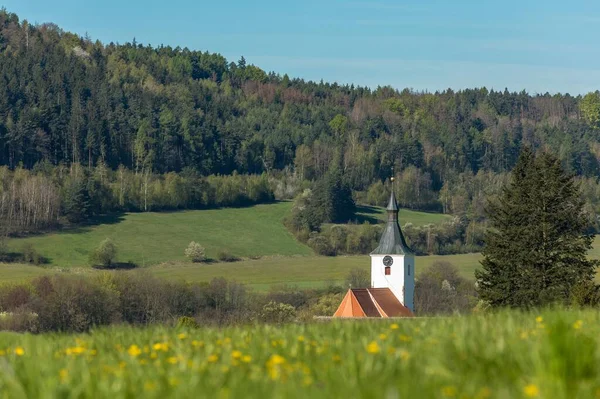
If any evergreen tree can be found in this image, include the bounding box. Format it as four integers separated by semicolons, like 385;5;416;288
476;148;598;307
309;167;356;225
62;179;91;223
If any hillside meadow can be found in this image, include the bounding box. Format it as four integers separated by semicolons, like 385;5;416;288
0;310;598;398
5;202;449;268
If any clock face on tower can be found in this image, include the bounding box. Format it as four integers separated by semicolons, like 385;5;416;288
383;256;393;267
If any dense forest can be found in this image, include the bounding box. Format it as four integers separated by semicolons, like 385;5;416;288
1;9;600;250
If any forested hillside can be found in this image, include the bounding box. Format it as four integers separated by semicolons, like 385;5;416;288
2;9;600;229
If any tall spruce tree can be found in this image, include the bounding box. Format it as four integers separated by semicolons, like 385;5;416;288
476;148;598;307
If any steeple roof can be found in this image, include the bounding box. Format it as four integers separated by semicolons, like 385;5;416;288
371;191;413;255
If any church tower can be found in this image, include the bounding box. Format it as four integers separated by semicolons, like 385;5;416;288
369;190;415;312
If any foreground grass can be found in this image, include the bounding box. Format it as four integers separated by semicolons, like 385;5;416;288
0;310;597;398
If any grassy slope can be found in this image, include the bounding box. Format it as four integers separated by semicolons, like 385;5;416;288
0;310;597;398
5;202;451;268
6;202;312;267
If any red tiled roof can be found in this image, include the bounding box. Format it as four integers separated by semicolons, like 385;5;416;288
333;288;413;318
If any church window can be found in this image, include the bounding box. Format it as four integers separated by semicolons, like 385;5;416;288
385;266;391;275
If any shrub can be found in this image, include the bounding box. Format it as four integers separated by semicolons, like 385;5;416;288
344;268;370;289
259;301;296;324
177;316;200;329
185;241;206;263
89;238;117;267
217;250;239;262
309;293;344;316
22;243;43;265
414;262;477;315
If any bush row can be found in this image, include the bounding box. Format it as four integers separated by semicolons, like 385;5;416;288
0;262;480;332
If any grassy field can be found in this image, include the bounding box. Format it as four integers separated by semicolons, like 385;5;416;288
0;253;482;289
5;202;451;268
151;253;483;290
0;310;597;398
6;202;312;267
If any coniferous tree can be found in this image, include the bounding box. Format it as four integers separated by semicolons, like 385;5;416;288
476;148;598;307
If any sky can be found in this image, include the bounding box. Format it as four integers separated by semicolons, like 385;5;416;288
4;0;600;94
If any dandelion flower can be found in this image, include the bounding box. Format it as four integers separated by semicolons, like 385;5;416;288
573;320;583;330
14;347;24;356
366;341;380;354
231;350;242;359
207;354;219;363
127;345;142;357
524;384;539;397
535;316;543;323
167;356;178;364
390;323;399;330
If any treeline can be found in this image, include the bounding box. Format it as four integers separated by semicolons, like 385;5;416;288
0;164;273;234
2;10;600;207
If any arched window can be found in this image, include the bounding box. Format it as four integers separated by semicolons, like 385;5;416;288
385;266;391;275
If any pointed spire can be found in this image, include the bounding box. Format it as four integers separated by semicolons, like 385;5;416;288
386;190;398;212
370;175;412;255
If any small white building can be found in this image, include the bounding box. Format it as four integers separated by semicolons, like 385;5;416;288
333;190;415;318
369;191;415;312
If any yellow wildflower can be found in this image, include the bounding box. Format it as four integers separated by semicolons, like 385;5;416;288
399;334;412;342
573;320;583;330
14;347;24;356
524;384;539;397
0;350;5;356
191;340;204;348
442;386;457;397
379;333;387;340
366;341;380;354
242;355;252;363
268;354;286;365
231;350;242;359
535;316;543;323
297;335;305;342
127;345;142;357
177;333;187;340
207;354;219;363
66;347;85;356
390;323;399;330
153;342;168;352
59;369;68;383
167;356;178;364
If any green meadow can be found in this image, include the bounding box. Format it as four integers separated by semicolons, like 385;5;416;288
2;203;600;290
6;202;311;267
0;310;597;398
5;202;451;268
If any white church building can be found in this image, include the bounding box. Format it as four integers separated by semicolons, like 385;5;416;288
333;190;414;318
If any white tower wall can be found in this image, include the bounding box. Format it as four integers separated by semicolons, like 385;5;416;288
370;254;415;311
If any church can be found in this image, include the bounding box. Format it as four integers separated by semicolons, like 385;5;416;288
333;189;414;318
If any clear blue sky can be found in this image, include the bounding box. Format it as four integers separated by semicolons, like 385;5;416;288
4;0;600;94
